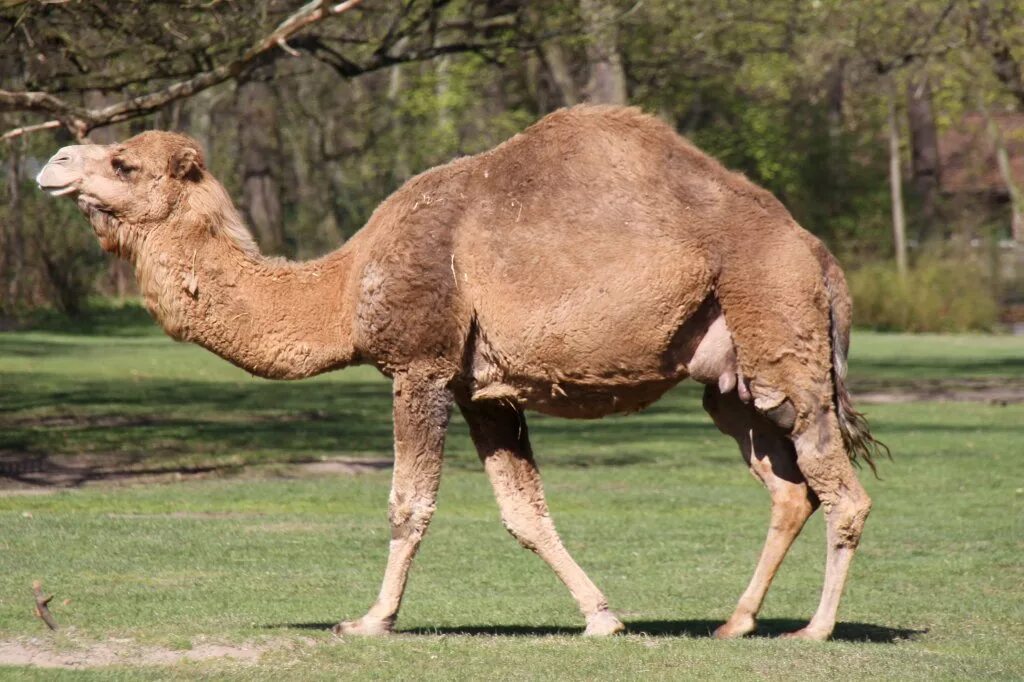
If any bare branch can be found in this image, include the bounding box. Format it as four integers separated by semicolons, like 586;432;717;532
0;90;90;120
2;120;62;141
0;0;364;139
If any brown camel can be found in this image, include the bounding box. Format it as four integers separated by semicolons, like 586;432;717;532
37;105;883;640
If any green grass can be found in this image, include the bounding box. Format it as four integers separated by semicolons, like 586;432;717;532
1;316;1023;678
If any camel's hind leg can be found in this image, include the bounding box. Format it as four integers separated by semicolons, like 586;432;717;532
703;386;819;639
711;231;874;640
459;400;625;636
784;407;872;640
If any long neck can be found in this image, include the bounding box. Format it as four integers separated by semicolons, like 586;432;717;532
132;193;360;380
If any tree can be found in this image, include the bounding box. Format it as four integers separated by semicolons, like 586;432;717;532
579;0;627;104
2;0;1023;315
237;67;287;254
906;73;941;242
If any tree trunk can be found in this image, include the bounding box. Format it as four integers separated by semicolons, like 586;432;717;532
825;59;845;159
824;58;846;220
906;75;941;242
888;87;908;276
435;55;453;138
4;140;23;310
237;71;286;255
579;0;627;105
525;6;578;108
539;42;579;107
387;65;412;182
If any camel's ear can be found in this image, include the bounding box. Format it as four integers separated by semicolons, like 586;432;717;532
169;146;204;181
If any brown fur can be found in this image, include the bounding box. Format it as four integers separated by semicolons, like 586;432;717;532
37;105;882;640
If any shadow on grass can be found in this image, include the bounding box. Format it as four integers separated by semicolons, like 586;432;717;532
0;452;394;487
1;368;725;478
267;619;926;643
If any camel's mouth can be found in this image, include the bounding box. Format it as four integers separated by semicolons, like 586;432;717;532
42;184;79;198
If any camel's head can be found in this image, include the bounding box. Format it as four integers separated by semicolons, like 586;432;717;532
37;131;207;253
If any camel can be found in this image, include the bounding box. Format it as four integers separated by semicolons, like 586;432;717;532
36;105;883;641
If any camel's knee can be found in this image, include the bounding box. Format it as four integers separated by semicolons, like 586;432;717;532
499;509;540;548
501;516;537;550
823;486;871;547
387;493;436;541
498;507;555;552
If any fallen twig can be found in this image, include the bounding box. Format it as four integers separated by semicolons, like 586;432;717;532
32;580;59;631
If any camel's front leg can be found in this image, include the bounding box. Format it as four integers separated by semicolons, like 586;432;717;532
333;373;451;636
460;401;624;636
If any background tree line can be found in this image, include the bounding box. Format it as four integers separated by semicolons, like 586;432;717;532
1;0;1022;330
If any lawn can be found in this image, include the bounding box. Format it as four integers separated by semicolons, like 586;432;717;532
1;311;1023;678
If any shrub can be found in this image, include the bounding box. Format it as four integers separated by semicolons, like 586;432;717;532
848;258;1000;333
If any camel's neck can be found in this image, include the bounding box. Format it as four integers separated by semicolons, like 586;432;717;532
133;202;359;380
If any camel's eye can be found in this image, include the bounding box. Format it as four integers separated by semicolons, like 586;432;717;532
111;158;136;180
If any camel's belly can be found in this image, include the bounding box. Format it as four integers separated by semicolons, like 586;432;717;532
466;295;740;419
474;374;685;419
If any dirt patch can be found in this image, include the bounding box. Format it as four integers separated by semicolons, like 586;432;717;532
0;452;238;490
0;454;390;491
852;378;1024;405
294;459;387;476
0;636;316;669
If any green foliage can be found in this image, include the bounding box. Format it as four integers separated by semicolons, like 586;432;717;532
849;257;1001;332
22;187;106;317
0;170;106;317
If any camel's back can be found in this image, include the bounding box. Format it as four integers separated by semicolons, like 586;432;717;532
465;106;788;229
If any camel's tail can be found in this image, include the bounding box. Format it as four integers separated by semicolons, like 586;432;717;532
820;250;889;476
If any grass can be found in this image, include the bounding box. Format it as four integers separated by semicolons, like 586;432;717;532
1;313;1023;678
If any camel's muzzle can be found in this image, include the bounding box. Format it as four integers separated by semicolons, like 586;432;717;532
36;144;107;198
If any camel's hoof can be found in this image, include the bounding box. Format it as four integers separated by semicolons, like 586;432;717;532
584;610;626;637
780;627;830;641
713;616;756;639
332;617;394;637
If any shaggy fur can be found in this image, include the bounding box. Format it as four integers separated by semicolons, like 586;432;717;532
37;106;882;641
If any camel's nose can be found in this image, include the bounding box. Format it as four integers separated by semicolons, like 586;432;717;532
43;146;79;167
36;145;86;197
